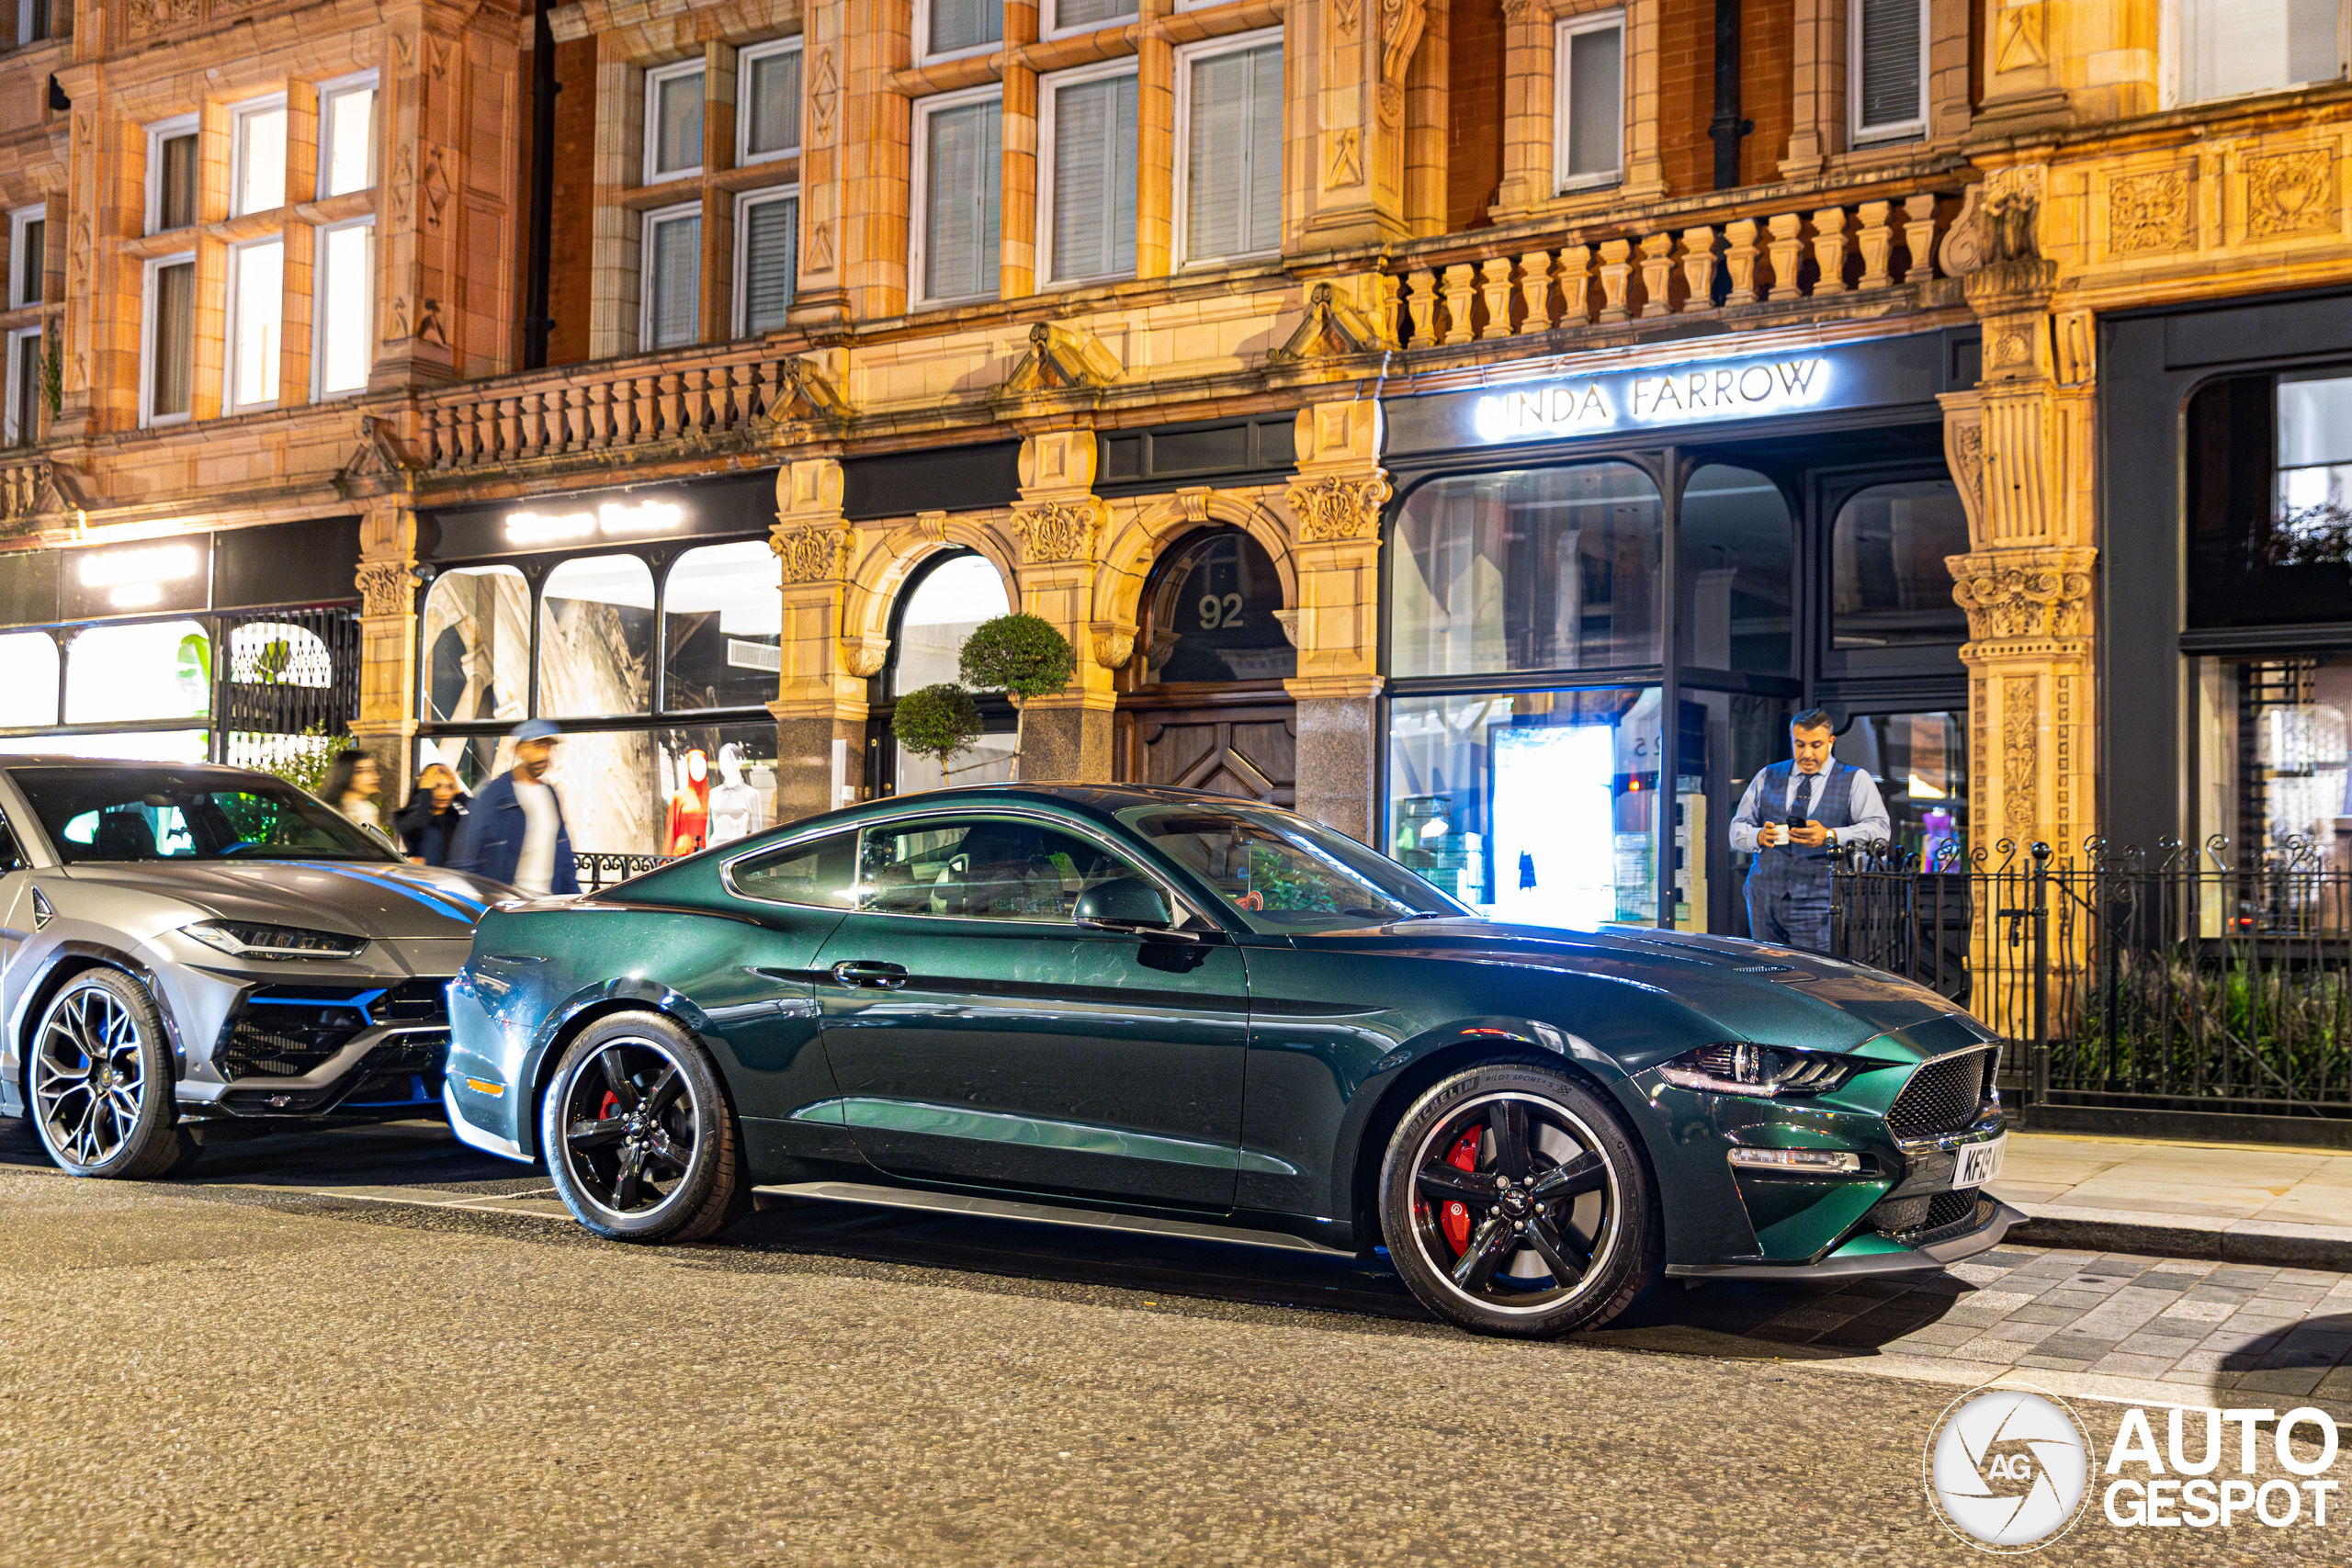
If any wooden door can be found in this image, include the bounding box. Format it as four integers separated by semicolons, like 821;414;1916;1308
1124;701;1297;806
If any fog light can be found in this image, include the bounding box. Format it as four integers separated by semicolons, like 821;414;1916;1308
1727;1147;1860;1173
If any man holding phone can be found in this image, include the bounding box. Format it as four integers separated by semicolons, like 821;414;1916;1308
1727;708;1890;952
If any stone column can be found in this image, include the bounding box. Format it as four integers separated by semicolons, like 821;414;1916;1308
1283;398;1389;843
767;457;873;824
1007;427;1114;782
351;496;424;795
1295;0;1425;249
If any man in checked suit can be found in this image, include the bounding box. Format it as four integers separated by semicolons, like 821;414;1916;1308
1727;708;1890;952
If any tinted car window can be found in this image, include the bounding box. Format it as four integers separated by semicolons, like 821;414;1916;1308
1125;804;1470;932
729;830;858;907
10;767;398;863
856;815;1148;922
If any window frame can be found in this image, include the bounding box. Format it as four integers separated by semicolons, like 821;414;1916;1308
228;92;290;219
1171;27;1285;270
15;0;48;46
1848;0;1930;144
223;234;286;414
1037;59;1140;288
911;0;1003;66
642;57;708;185
315;70;380;199
1552;9;1627;193
4;323;40;446
732;185;799;338
736;38;803;166
143;115;199;235
1043;0;1138;40
639;199;704;352
311;215;376;401
909;83;1006;308
138;250;197;429
7;204;41;310
2163;0;2350;107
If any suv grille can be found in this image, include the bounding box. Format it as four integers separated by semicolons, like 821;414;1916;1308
1867;1186;1983;1239
1884;1048;1993;1139
216;979;450;1083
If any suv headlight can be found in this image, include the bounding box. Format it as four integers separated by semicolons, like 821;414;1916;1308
1658;1043;1857;1098
182;920;368;960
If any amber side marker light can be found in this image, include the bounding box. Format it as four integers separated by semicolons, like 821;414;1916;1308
464;1077;506;1097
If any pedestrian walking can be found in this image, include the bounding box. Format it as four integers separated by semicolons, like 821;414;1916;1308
453;719;580;896
321;748;388;840
394;761;470;867
1726;707;1889;952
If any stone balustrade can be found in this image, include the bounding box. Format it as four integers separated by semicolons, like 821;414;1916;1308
1388;189;1960;349
415;345;805;471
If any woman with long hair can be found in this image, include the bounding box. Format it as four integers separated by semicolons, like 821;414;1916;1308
395;761;470;866
321;748;385;838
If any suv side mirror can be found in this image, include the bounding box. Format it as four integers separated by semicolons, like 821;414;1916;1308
1073;876;1174;930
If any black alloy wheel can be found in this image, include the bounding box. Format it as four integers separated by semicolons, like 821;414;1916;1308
29;969;196;1179
1379;1062;1661;1337
542;1011;748;1243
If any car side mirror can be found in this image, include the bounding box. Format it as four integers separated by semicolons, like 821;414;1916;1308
1073;876;1175;931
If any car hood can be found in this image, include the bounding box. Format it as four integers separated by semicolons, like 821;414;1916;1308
54;860;513;943
1306;919;1990;1060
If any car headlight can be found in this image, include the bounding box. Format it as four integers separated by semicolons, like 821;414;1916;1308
1658;1043;1856;1098
182;920;369;960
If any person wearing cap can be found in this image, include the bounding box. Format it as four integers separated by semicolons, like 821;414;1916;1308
453;720;580;896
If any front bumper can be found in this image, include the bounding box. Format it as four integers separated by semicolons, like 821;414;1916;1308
1667;1193;2028;1280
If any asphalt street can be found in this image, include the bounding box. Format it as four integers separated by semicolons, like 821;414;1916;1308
0;1117;2345;1567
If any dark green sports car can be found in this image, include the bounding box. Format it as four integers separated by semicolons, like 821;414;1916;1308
445;784;2018;1337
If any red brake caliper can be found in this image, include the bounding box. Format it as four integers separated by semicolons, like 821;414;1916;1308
1439;1129;1481;1254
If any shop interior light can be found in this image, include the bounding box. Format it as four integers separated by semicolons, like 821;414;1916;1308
78;544;198;608
504;499;686;546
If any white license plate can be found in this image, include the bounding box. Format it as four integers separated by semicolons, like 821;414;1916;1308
1956;1135;2007;1187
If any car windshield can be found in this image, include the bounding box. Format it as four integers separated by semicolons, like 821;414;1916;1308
9;767;400;864
1125;804;1475;932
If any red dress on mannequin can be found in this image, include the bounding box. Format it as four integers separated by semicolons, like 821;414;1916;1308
666;749;711;855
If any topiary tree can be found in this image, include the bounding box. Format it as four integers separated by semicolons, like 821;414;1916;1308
957;614;1076;779
891;683;983;786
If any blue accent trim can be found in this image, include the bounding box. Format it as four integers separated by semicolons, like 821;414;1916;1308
247;989;389;1009
307;863;483;924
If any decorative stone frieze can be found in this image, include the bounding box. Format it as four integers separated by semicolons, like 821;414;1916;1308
1010;498;1106;564
356;561;418;620
1946;547;2096;642
770;525;852;584
1286;473;1393;543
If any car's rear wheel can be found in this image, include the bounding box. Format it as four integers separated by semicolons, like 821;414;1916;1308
542;1012;748;1243
29;969;188;1179
1379;1061;1661;1337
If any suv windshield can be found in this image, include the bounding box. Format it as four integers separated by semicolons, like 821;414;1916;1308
1125;804;1474;932
9;767;399;864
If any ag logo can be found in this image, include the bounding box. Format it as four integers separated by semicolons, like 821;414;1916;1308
1924;1384;2092;1552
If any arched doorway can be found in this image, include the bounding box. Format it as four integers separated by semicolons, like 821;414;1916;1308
1115;527;1296;803
872;549;1018;797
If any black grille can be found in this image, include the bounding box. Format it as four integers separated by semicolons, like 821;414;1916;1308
1868;1186;1984;1238
216;980;450;1084
1868;1194;1931;1234
1927;1188;1982;1230
1884;1049;1992;1138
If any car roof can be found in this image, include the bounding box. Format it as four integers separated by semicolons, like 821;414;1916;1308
0;756;277;776
787;783;1282;835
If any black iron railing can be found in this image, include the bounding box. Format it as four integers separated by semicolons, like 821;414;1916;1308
576;852;671;893
1833;838;2352;1120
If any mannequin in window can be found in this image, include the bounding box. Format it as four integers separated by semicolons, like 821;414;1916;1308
707;743;766;846
666;749;711;856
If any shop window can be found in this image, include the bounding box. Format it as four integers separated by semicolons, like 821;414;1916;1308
1387;686;1662;927
1043;65;1137;284
1046;0;1136;36
891;552;1013;795
0;729;207;762
422;566;530;724
1389;463;1664;679
2193;653;2352;860
538;555;654;717
318;75;378;198
231;96;288;217
1679;465;1792;674
641;204;702;351
645;60;706;182
1829;479;1968;647
315;220;374;398
10;205;42;309
920;0;1001;61
734;189;797;336
227;621;334;685
1834;711;1965;860
914;89;1002;304
663;541;782;710
739;40;801;164
1179;33;1282;264
6;325;40;447
2176;0;2345;105
656;723;779;854
146;119;198;233
1851;0;1928;142
2183;371;2352;629
1139;530;1294;684
63;620;211;725
225;237;284;412
141;254;195;427
0;629;56;728
1553;13;1623;190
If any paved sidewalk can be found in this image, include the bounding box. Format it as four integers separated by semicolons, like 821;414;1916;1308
1991;1133;2352;1269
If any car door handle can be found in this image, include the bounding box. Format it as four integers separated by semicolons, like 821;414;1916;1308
831;960;909;989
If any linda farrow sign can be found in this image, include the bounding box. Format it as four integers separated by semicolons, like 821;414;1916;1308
1381;329;1975;457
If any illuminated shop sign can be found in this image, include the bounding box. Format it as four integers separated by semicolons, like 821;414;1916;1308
503;499;687;547
77;544;201;609
1473;355;1834;444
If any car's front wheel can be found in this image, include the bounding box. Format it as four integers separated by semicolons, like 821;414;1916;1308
28;969;193;1179
542;1011;749;1243
1379;1061;1661;1337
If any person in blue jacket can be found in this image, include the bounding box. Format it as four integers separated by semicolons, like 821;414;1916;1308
454;719;580;896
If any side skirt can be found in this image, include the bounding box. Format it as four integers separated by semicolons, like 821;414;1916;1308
752;1179;1358;1258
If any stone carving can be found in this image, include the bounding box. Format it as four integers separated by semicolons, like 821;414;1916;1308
1947;552;2095;641
1379;0;1425;84
67;214;88;298
2245;149;2336;240
2001;676;2038;840
1947;421;1986;537
127;0;198;34
1272;282;1387;363
770;524;849;583
356;560;417;619
767;356;853;426
808;220;835;273
415;299;447;346
1994;0;2045;70
420;144;452;233
1011;500;1102;564
1325;130;1363;190
1937;185;1987;277
334;416;416;497
1177;488;1213;524
809;49;840;141
1500;0;1533;18
2108;165;2193;255
1333;0;1361;37
1286;472;1393;543
998;322;1121;404
842;637;890;678
390;145;416;231
1091;626;1136;670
